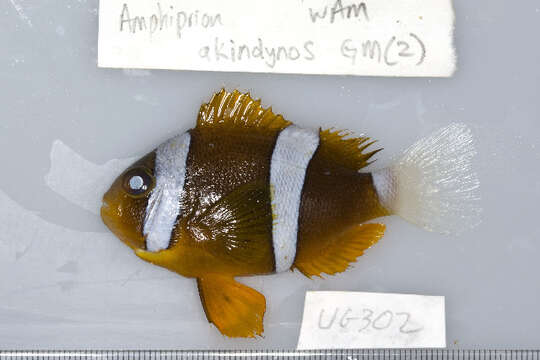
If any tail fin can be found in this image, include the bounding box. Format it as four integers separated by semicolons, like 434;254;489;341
372;123;481;234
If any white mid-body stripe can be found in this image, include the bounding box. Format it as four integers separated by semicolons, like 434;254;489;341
270;125;319;272
144;132;191;252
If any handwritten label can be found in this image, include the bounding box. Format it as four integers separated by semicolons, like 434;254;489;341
98;0;456;77
297;291;445;349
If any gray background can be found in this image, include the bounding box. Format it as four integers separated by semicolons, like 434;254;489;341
1;0;539;350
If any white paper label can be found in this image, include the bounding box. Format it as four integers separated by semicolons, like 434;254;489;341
98;0;456;77
297;291;446;349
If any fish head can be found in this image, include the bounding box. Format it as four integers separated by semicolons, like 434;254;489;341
101;151;156;250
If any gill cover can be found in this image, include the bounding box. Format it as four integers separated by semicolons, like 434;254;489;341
143;132;191;252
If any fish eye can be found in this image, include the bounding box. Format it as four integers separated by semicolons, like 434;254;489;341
122;167;155;197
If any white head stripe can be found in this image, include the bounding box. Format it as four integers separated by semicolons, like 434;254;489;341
143;132;191;252
270;125;319;272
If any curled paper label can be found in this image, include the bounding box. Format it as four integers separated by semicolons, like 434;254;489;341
297;291;446;349
98;0;456;77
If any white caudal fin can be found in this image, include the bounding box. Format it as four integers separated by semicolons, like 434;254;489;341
372;123;481;234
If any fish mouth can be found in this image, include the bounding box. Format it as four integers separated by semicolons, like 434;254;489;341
100;200;111;213
100;189;118;226
100;199;144;251
100;200;115;232
100;201;127;245
100;195;121;234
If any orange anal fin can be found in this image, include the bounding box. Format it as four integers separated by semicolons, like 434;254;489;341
197;275;266;338
293;223;386;278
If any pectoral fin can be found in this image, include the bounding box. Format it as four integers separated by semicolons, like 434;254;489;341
197;275;266;338
190;182;274;270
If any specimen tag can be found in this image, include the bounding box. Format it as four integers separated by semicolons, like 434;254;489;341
98;0;456;77
297;291;446;349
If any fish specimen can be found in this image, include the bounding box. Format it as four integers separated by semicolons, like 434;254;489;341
101;89;480;337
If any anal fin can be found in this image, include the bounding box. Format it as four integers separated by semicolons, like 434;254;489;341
293;223;385;278
197;275;266;338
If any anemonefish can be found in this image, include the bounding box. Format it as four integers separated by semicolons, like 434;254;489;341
101;89;480;338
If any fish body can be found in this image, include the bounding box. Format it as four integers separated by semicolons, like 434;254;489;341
101;89;480;337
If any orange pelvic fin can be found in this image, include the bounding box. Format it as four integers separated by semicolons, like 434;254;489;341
197;275;266;338
293;223;386;278
135;245;179;268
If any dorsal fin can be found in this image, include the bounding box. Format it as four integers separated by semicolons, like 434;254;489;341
197;89;291;133
319;128;382;171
